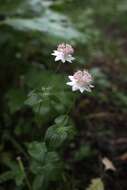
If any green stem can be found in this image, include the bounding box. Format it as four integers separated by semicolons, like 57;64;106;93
17;157;32;190
55;62;62;73
66;94;77;115
4;133;29;159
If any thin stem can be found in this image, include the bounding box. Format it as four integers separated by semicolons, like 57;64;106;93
55;62;62;73
17;157;32;190
66;94;77;115
4;133;29;159
61;95;77;125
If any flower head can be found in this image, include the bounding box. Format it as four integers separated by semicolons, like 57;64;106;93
52;43;75;63
66;69;94;93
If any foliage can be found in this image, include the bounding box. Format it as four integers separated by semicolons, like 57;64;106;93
0;160;25;187
28;141;63;190
45;115;76;148
0;0;127;190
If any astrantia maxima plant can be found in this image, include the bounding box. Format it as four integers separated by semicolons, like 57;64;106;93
52;43;75;63
67;70;94;93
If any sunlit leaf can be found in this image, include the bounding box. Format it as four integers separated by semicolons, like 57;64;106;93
86;178;104;190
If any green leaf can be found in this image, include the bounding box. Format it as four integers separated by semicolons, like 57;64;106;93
54;115;69;126
33;175;47;190
86;178;104;190
27;141;60;165
5;10;82;40
45;124;75;148
24;68;67;89
28;141;62;186
28;142;47;162
25;90;42;106
25;69;75;124
0;161;25;186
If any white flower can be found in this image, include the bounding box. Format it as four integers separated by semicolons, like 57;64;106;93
52;43;75;63
66;70;94;93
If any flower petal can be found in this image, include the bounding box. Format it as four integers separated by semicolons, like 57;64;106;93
72;85;78;91
61;57;66;63
68;76;74;81
79;87;85;93
84;86;92;92
66;82;74;86
51;50;58;56
90;84;94;88
66;55;75;63
55;56;61;61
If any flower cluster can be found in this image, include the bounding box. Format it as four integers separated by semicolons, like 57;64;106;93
52;43;75;63
52;43;94;93
67;70;94;93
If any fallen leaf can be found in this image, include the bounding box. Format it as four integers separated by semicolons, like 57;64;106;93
102;157;116;171
118;152;127;161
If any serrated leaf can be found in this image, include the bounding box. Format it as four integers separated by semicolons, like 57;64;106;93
24;68;67;90
24;69;74;122
28;141;62;183
28;142;47;162
28;141;60;165
45;124;75;148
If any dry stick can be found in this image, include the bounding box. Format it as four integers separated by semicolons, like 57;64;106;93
85;112;115;119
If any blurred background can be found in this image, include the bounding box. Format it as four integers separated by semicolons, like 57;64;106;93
0;0;127;190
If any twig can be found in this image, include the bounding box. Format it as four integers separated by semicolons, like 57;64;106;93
85;112;116;119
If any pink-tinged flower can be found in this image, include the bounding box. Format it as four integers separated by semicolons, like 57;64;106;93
66;70;94;93
52;43;75;63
